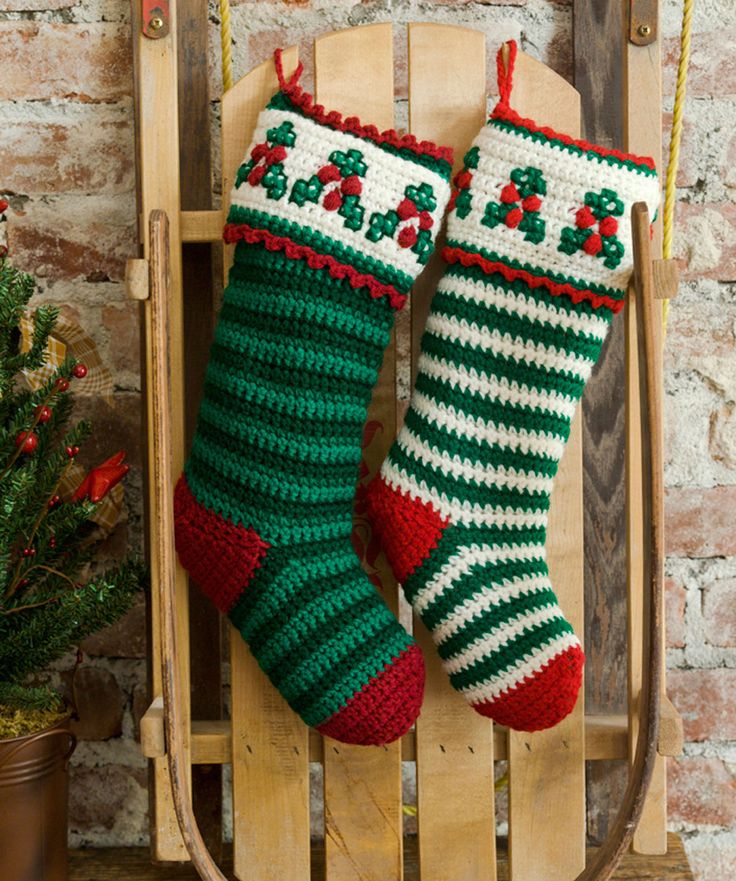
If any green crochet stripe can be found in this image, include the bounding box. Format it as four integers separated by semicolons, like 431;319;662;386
227;205;415;294
490;116;658;178
268;90;453;181
446;238;626;306
445;260;615;324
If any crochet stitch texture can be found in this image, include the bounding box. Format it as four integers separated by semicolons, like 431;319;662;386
174;52;451;746
366;41;660;732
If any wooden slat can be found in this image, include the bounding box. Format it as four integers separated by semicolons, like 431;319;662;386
408;23;496;881
221;49;311;881
181;210;222;242
625;5;667;852
132;0;190;859
312;25;404;881
178;0;222;855
187;711;682;765
68;834;697;881
505;50;586;881
573;0;630;847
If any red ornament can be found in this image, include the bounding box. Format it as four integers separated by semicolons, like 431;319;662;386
72;451;129;503
15;431;38;454
48;494;61;508
66;445;80;458
0;199;8;213
72;363;88;379
599;216;619;238
505;207;523;229
35;405;52;424
56;378;70;392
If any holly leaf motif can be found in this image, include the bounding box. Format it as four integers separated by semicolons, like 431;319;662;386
366;210;399;243
290;175;323;206
405;182;437;214
267;121;296;148
330;148;367;178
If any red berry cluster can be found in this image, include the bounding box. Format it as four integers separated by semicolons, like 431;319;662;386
14;364;87;456
499;182;542;231
574;205;619;257
396;197;433;249
316;163;362;212
247;141;287;187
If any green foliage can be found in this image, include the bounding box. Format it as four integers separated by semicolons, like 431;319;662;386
0;257;144;716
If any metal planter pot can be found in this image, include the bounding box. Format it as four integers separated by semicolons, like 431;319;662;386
0;717;76;881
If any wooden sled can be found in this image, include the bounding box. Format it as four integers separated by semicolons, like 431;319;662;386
129;17;685;881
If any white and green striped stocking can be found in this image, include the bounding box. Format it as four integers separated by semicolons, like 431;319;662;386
366;41;660;731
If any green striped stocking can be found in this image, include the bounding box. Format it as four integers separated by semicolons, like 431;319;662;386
174;52;452;745
366;41;660;731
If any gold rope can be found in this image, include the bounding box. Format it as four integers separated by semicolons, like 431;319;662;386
219;0;233;93
662;0;694;329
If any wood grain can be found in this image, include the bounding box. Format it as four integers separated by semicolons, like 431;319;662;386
313;24;404;881
503;47;586;881
220;49;311;881
68;835;695;881
573;0;629;845
177;0;222;856
624;10;668;854
408;23;497;881
132;0;190;858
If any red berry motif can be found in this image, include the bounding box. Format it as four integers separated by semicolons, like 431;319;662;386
22;547;36;558
291;149;367;231
48;495;61;508
66;445;80;458
236;121;295;200
559;188;626;270
72;363;88;379
35;405;52;423
15;431;38;454
450;146;480;219
366;183;438;265
49;536;57;549
56;378;70;392
17;579;29;590
0;199;8;214
482;166;547;245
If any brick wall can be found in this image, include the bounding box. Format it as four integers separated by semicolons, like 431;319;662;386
1;0;734;876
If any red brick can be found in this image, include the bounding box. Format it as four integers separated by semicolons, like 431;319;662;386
668;756;736;826
662;31;736;99
665;577;686;649
665;486;736;558
0;119;134;195
0;23;132;103
669;668;736;742
675;202;736;283
702;579;736;648
7;200;136;282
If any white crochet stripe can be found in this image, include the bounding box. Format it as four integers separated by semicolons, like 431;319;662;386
425;312;596;381
397;426;554;494
408;390;567;460
412;542;546;615
433;574;552;646
230;106;451;281
418;350;579;421
439;272;610;341
451;120;661;295
443;604;566;676
459;632;581;704
381;459;549;530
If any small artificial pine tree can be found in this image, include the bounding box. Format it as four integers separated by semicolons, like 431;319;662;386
0;256;142;719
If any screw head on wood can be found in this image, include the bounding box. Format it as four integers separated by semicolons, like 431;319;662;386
149;16;164;31
638;23;652;37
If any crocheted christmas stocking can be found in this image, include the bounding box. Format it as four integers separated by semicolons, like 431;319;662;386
174;53;452;746
366;41;660;732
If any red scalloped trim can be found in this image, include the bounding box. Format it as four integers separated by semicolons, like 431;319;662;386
442;245;625;313
224;222;408;310
492;41;655;172
273;49;453;165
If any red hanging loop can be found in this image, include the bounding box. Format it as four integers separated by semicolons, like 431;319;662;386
274;48;304;91
496;39;518;107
